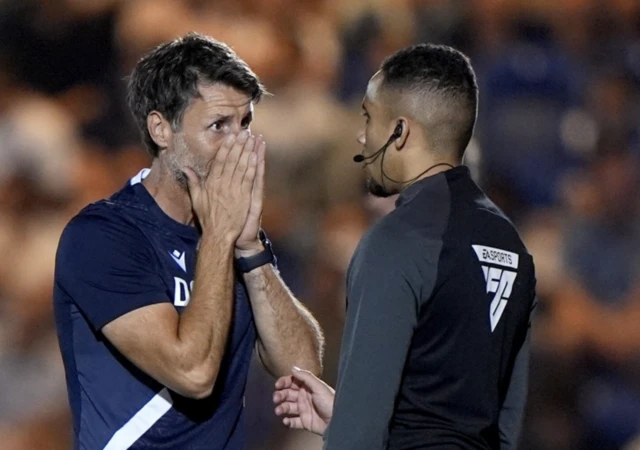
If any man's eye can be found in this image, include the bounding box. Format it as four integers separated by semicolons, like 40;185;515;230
211;121;224;131
241;119;251;129
362;113;369;124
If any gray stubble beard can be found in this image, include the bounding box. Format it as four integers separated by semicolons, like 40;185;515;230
165;133;208;190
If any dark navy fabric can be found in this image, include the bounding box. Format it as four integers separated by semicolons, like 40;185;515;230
54;171;257;449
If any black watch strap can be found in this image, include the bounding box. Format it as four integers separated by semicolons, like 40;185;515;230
235;231;276;273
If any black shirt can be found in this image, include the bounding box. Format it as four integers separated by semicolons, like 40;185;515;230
324;166;536;450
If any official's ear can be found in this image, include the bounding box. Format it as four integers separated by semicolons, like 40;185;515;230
393;118;409;150
147;111;173;151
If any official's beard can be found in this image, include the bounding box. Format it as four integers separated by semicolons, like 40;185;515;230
166;134;207;189
366;177;394;198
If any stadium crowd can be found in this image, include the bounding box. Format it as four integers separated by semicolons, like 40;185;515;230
0;0;640;448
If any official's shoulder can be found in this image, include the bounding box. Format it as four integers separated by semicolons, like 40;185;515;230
357;212;426;260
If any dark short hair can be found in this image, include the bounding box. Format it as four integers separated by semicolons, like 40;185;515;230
380;44;478;156
127;33;266;157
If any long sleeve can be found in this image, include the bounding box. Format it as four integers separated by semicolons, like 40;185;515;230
323;228;441;450
499;296;537;450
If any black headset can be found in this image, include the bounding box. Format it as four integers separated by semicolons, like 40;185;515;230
353;120;453;186
352;122;403;163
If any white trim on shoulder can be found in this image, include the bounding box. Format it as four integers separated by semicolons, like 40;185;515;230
130;168;151;186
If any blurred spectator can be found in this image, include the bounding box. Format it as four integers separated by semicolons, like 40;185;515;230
536;135;640;450
477;14;582;217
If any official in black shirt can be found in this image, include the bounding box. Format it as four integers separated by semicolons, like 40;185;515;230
273;43;537;450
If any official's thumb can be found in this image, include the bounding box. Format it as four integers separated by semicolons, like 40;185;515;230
292;366;323;392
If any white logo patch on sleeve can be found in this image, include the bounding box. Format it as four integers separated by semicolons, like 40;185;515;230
472;245;519;332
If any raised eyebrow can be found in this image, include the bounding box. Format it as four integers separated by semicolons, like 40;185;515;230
207;114;231;124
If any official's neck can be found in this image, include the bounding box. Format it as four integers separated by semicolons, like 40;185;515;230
400;149;459;189
141;159;195;226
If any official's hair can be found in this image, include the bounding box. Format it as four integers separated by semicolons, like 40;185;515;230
380;44;478;157
127;33;266;157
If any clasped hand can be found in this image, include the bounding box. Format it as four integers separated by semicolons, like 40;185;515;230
182;130;266;250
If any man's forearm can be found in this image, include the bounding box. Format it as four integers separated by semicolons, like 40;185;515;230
242;264;324;377
177;233;235;388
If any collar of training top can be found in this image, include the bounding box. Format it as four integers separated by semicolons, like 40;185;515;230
395;165;468;207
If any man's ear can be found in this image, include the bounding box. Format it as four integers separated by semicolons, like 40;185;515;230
147;111;173;150
394;118;409;150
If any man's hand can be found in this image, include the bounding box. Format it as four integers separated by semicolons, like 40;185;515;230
273;367;335;436
183;131;257;239
236;136;266;252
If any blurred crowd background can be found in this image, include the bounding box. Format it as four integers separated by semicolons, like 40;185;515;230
1;0;640;449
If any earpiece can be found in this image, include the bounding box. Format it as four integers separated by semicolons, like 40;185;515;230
352;121;404;163
392;122;403;139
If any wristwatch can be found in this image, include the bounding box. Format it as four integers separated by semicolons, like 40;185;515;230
235;230;277;273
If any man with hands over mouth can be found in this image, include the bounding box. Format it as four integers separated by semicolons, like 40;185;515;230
53;33;323;450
